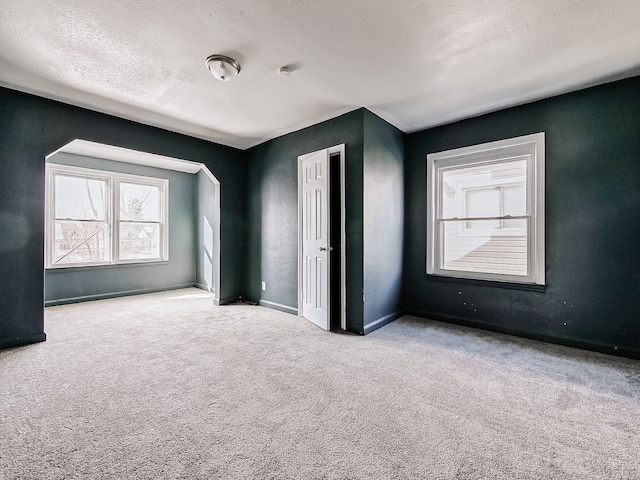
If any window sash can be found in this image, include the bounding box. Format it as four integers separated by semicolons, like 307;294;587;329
53;173;110;222
435;218;530;279
49;169;112;267
52;220;111;266
438;156;530;220
118;181;162;222
114;178;166;263
117;220;163;262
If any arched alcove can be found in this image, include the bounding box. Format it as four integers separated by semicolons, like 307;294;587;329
44;140;221;305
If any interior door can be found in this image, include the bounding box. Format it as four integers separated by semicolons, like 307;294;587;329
300;148;330;330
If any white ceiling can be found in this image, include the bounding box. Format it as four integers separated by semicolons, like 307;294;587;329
2;0;640;150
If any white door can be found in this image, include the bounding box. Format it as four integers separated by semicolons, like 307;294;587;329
300;149;330;330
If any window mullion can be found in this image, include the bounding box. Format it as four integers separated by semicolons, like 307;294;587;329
112;178;118;264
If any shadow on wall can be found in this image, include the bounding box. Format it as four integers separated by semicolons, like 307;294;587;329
0;213;31;251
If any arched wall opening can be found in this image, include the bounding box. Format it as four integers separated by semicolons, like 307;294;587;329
0;87;248;350
44;140;221;306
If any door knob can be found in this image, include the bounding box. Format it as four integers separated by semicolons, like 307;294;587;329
319;247;327;252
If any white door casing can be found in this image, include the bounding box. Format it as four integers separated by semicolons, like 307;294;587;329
299;148;330;330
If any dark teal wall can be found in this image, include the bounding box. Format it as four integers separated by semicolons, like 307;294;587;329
246;110;365;331
245;109;405;334
199;159;246;306
4;75;639;357
362;110;404;333
403;76;640;358
44;153;196;304
0;87;246;349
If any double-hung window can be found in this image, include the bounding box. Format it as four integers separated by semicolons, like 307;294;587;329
427;133;545;285
117;180;165;262
46;164;168;268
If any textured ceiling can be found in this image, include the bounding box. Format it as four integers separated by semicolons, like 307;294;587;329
1;0;640;150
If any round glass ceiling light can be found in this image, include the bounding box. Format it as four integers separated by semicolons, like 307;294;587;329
205;55;241;81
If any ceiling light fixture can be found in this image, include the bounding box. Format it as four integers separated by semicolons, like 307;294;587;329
205;55;241;81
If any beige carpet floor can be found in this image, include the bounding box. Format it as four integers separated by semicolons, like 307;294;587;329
1;288;639;479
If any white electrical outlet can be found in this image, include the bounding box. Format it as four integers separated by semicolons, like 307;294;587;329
261;281;266;291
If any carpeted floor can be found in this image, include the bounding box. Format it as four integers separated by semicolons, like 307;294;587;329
1;288;639;479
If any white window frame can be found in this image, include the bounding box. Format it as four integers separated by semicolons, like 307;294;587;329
426;133;545;285
46;164;169;268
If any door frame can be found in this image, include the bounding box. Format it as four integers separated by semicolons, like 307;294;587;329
297;144;346;330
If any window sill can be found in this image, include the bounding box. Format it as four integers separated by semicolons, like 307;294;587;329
426;274;546;292
46;260;169;272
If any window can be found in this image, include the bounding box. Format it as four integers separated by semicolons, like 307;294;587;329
46;164;168;268
427;133;545;285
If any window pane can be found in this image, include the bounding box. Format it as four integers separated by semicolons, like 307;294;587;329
119;222;160;260
466;188;500;217
504;184;526;217
53;220;110;265
442;220;528;276
465;188;501;228
120;183;160;221
55;175;106;220
441;159;527;219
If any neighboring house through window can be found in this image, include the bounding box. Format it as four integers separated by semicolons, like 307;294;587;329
46;164;168;268
427;133;545;285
